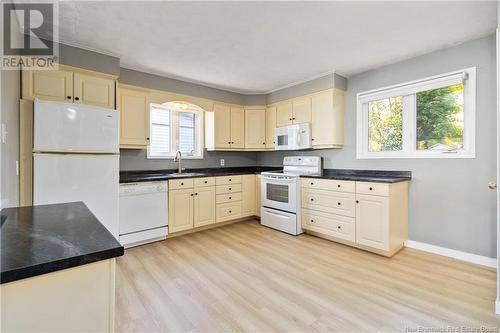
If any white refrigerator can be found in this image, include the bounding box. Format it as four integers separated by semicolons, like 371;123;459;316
33;99;120;238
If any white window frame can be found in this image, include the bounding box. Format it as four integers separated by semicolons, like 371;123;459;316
356;67;476;159
147;102;204;159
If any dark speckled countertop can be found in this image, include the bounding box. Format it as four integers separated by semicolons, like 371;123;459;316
121;167;410;184
1;202;124;284
120;166;282;183
302;169;411;183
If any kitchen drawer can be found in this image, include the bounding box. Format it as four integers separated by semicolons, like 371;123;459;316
216;183;242;194
194;177;215;188
302;188;355;217
169;178;194;190
301;178;355;193
216;202;241;222
216;175;242;185
216;192;242;204
356;182;390;197
302;209;355;242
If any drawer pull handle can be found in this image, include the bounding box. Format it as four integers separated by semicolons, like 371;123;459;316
229;197;232;200
337;185;341;188
337;226;341;229
204;180;208;183
337;202;341;206
310;182;314;185
369;187;373;191
229;210;232;213
229;179;232;181
181;182;184;185
229;188;232;190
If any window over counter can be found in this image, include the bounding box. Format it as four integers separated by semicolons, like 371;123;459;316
147;101;204;159
356;68;476;159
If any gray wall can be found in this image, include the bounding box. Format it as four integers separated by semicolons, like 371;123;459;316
267;73;347;104
0;69;20;208
120;68;251;105
59;43;120;76
258;34;497;258
120;149;259;171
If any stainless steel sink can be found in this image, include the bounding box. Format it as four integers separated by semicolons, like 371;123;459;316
167;172;205;177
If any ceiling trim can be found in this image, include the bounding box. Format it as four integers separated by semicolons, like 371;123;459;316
266;70;337;94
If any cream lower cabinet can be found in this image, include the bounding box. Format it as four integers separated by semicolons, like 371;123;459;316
169;178;216;233
301;179;408;257
255;175;262;217
241;174;256;217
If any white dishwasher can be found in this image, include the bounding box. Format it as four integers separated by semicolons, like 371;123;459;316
119;181;168;248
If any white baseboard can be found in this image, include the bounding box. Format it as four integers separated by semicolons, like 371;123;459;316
404;240;497;269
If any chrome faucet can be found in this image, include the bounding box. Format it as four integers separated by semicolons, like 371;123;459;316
174;150;182;173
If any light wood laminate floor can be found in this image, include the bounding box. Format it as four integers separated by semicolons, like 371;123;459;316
116;220;499;333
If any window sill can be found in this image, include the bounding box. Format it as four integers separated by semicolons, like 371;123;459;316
146;155;204;160
356;151;475;159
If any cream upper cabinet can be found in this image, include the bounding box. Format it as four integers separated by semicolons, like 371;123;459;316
276;102;293;127
22;69;73;102
168;188;194;233
292;98;311;124
73;72;115;109
230;107;245;148
213;103;232;148
245;109;266;149
194;186;216;227
241;174;256;217
117;85;149;148
311;90;345;149
22;65;117;109
265;106;276;149
355;194;389;251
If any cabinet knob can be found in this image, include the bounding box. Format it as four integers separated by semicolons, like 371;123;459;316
229;210;232;213
289;118;292;121
263;142;266;145
74;97;79;101
337;226;341;229
229;197;232;200
337;185;341;188
195;193;198;195
337;202;341;206
310;198;314;201
369;187;373;191
311;138;315;141
190;193;194;196
311;219;314;223
229;179;231;181
228;141;231;144
229;188;231;190
231;141;234;144
181;182;184;185
66;96;71;99
356;200;359;203
146;137;150;140
310;182;314;185
204;180;208;183
292;117;295;120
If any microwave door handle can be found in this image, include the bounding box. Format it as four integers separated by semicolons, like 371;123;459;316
297;131;301;146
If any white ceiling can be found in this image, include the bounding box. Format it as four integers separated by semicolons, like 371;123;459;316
57;1;497;94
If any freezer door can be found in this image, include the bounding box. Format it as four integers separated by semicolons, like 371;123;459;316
34;99;119;153
33;154;119;238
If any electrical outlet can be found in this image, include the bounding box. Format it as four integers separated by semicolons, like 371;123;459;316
220;159;225;166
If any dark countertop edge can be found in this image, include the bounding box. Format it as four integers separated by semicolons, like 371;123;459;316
300;174;411;183
0;246;124;285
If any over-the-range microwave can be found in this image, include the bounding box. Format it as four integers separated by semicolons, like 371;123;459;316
275;123;312;150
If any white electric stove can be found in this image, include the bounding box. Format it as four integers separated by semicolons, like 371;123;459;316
260;156;322;235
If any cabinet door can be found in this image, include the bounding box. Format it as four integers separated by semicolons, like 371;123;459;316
241;174;256;217
73;73;115;108
245;109;266;149
356;194;389;250
169;189;194;233
255;175;261;217
265;106;276;148
230;107;245;148
213;103;231;148
117;86;149;147
22;69;73;102
276;102;293;127
194;186;216;227
311;91;333;147
292;97;311;124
